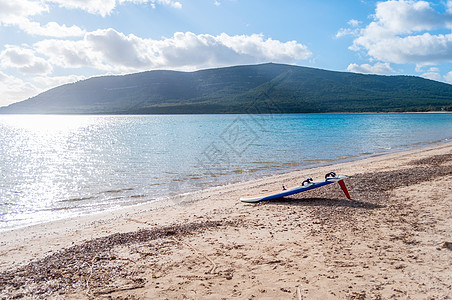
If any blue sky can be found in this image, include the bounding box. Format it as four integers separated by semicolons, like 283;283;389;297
0;0;451;106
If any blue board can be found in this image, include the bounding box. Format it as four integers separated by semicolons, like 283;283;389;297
240;174;349;203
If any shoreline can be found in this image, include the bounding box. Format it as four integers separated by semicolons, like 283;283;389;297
2;136;449;234
1;141;451;299
1;141;450;259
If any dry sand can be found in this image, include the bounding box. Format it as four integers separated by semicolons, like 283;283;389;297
1;142;451;299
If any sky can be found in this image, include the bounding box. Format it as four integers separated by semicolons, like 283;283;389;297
0;0;451;107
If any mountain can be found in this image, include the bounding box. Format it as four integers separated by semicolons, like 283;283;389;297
1;63;452;114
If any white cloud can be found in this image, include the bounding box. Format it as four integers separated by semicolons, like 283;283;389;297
444;71;452;83
0;71;41;106
343;0;452;65
347;62;394;74
18;20;86;37
47;0;182;16
348;19;361;27
373;0;451;34
34;30;312;72
85;29;151;68
0;0;47;23
361;32;452;64
47;0;117;17
0;0;84;37
151;0;182;9
336;27;358;38
415;65;452;83
336;19;362;38
0;46;52;75
34;39;100;68
416;65;441;73
218;33;311;62
421;71;442;81
122;0;182;9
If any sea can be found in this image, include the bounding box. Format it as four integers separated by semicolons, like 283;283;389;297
1;113;451;231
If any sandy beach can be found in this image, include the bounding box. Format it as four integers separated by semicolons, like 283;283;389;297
1;142;451;299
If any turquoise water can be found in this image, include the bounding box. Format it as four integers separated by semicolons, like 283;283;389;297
1;113;451;230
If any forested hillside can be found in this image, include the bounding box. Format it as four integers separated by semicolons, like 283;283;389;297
2;63;451;114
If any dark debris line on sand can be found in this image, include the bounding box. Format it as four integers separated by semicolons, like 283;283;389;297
0;154;451;299
0;220;239;299
408;153;452;167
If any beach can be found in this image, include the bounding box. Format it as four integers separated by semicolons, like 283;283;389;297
1;142;451;299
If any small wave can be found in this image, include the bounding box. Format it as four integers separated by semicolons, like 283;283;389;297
231;169;249;174
49;207;74;212
101;188;134;194
130;194;147;198
59;196;96;203
282;161;303;167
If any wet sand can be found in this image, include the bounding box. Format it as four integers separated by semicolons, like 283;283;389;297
1;142;451;299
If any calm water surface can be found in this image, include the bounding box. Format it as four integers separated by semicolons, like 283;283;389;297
1;113;451;230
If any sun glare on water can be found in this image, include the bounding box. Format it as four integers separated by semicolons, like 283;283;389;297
0;115;112;228
2;114;95;134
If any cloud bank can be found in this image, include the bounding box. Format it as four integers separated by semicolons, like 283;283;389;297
32;30;312;72
351;0;452;64
339;0;452;81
